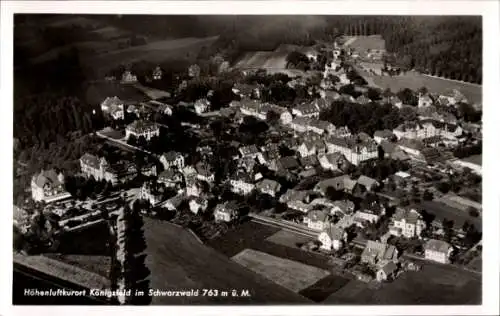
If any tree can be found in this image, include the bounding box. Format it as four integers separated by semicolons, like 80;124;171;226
418;86;428;95
422;190;433;201
467;207;480;218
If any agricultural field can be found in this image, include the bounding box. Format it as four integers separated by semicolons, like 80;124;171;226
91;26;130;40
235;51;289;69
326;262;481;305
43;254;111;278
143;218;309;304
358;69;482;105
232;249;330;293
133;83;171;100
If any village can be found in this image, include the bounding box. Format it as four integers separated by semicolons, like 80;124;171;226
13;30;483;304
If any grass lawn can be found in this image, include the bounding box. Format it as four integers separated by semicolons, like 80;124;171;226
98;127;125;140
467;256;482;272
326;263;481;305
143;218;310;304
231;249;330;293
266;229;313;249
414;201;482;232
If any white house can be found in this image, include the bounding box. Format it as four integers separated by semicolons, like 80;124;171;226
376;261;398;282
213;201;239;222
373;130;395;144
318;225;347;251
255;179;282;197
195;162;215;183
325;134;378;165
125;120;160;141
292;102;320;118
424;239;453;264
194;98;211;114
160;151;185;170
303;210;330;231
100;96;125;120
229;172;255;196
418;94;434;108
31;169;70;203
189;197;208;215
389;208;426;238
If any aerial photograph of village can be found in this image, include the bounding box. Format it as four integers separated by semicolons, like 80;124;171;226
12;14;483;305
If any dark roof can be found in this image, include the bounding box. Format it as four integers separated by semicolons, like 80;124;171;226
279;156;300;170
80;153;100;169
32;169;62;188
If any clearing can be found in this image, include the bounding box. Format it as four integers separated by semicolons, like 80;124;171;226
266;229;313;249
326;262;481;304
342;35;386;51
231;248;330;293
143;218;309;304
413;201;482;232
357;68;482;105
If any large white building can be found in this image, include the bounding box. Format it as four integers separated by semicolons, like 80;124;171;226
424;239;453;264
31;169;71;203
80;153;137;185
325;134;378;165
389;208;426;238
125;120;160;141
318;225;347;251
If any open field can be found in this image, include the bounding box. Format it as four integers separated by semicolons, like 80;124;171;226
326;262;481;304
232;249;330;293
30;41;116;64
343;35;386;51
92;36;219;71
85;81;149;105
266;229;313;249
299;274;352;302
43;254;111;278
143;218;310;304
133;83;171;100
98;127;125;140
414;201;482;232
91;26;130;40
235;51;289;69
358;69;482;105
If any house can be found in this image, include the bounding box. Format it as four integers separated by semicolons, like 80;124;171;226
139;181;164;206
140;161;157;177
424;239;453;264
188;64;201;78
189;197;208;215
125;120;160;141
185;176;201;197
393;171;412;185
289;117;312;133
229;171;255;195
373;130;395;144
303;209;330;231
261;104;293;125
307;119;336;135
195;162;215;183
232;83;261;99
160;151;185;170
418;94;434;108
361;240;399;265
121;70;137;83
330;199;356;215
376;261;398;282
397;138;425;157
238;156;256;174
255;179;282;197
239;145;261;159
318;152;350;172
420;120;463;140
319;225;347;252
194;98;210;114
389;96;403;108
325;134;378;165
31;169;71;203
277;156;300;172
437;89;467;106
292;102;320;118
389;208;426;238
354;208;383;226
287;200;313;213
100;96;125;120
357;175;379;192
213;201;239;222
356;95;371;105
279;189;311;204
152;66;163;80
297;139;326;157
393;121;435;140
157;169;183;188
80;153;137;185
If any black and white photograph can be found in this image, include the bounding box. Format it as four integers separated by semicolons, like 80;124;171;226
2;1;499;315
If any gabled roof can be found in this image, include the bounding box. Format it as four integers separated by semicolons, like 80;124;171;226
295;102;320;114
80;153;100;169
392;208;422;225
239;145;260;156
126;120;158;133
380;261;398;275
256;179;281;192
374;129;394;138
307;209;329;222
278;156;300;170
332;199;355;213
280;189;310;203
32;169;62;188
397;138;425;151
424;239;451;253
322;225;345;240
161;151;182;162
357;175;378;188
